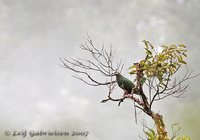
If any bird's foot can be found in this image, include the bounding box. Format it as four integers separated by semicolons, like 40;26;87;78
123;91;129;97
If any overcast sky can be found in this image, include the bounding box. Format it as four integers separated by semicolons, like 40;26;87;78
0;0;200;140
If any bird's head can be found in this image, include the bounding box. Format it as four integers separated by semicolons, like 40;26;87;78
114;72;121;78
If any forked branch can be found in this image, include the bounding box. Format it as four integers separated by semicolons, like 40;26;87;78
60;37;123;87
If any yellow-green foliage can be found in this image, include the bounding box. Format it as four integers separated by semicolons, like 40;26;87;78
145;128;158;140
145;128;191;140
177;136;191;140
129;40;187;84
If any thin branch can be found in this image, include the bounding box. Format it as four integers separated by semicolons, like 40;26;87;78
60;38;123;88
149;67;199;108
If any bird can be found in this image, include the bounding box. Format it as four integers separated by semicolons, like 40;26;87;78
115;72;136;94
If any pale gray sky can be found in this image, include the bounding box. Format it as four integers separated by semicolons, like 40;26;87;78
0;0;200;140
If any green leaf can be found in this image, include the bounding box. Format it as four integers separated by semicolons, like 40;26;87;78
143;40;149;49
182;53;187;57
129;70;136;75
179;60;187;64
128;65;136;69
169;64;177;68
149;128;156;136
146;49;153;55
140;77;147;85
179;44;187;48
145;132;154;140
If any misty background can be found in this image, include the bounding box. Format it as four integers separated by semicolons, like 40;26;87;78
0;0;200;140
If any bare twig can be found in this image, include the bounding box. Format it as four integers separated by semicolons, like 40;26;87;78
60;37;123;88
149;67;199;109
60;37;126;106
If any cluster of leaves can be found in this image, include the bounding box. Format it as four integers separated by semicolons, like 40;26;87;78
129;40;187;84
177;136;191;140
145;128;158;140
145;128;191;140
